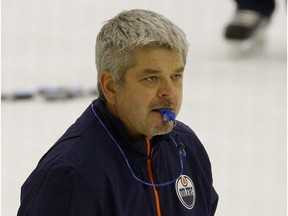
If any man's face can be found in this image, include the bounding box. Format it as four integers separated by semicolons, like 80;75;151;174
112;48;184;140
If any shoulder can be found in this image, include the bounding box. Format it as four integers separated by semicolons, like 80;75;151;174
173;120;211;164
173;120;200;144
37;104;111;171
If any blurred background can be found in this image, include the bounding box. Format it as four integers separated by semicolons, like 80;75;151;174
2;0;286;215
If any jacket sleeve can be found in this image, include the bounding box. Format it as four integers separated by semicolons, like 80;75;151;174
211;186;219;215
17;165;99;216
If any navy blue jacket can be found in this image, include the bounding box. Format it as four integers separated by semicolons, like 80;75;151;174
18;99;218;216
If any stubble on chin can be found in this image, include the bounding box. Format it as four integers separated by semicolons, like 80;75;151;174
145;121;174;138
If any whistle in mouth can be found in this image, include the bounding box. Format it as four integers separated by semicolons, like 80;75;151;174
159;109;176;122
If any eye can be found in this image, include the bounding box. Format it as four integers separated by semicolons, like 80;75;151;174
171;74;183;80
144;76;159;82
141;76;160;87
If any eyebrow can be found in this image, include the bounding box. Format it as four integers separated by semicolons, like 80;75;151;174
141;66;185;75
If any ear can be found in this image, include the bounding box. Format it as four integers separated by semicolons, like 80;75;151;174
99;70;117;104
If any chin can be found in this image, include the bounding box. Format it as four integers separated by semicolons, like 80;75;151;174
148;122;174;137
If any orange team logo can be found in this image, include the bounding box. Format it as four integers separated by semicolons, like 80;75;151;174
175;175;196;209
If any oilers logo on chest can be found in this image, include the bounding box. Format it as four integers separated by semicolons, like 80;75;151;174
175;175;196;209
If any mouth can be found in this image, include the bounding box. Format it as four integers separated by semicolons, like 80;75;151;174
151;108;176;123
151;108;173;113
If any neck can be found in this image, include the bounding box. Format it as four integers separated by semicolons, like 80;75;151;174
105;102;147;142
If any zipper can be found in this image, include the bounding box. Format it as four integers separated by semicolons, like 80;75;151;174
146;137;162;216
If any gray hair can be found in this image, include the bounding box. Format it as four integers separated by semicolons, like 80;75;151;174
95;9;189;101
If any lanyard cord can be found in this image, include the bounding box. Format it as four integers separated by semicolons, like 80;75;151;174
90;103;185;187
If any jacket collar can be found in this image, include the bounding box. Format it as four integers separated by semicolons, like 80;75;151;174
91;98;173;157
92;98;157;156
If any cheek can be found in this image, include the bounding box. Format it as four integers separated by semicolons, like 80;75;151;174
177;89;183;103
178;89;183;102
130;86;153;101
166;87;182;115
132;93;151;109
117;88;150;111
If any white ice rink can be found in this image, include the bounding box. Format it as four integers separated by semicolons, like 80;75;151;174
2;0;287;215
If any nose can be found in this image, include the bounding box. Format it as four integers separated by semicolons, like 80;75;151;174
157;78;176;98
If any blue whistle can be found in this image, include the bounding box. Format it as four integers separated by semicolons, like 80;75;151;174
159;109;176;122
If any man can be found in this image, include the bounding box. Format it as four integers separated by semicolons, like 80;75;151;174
18;9;218;215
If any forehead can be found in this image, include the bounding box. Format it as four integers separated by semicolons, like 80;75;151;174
131;48;184;73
